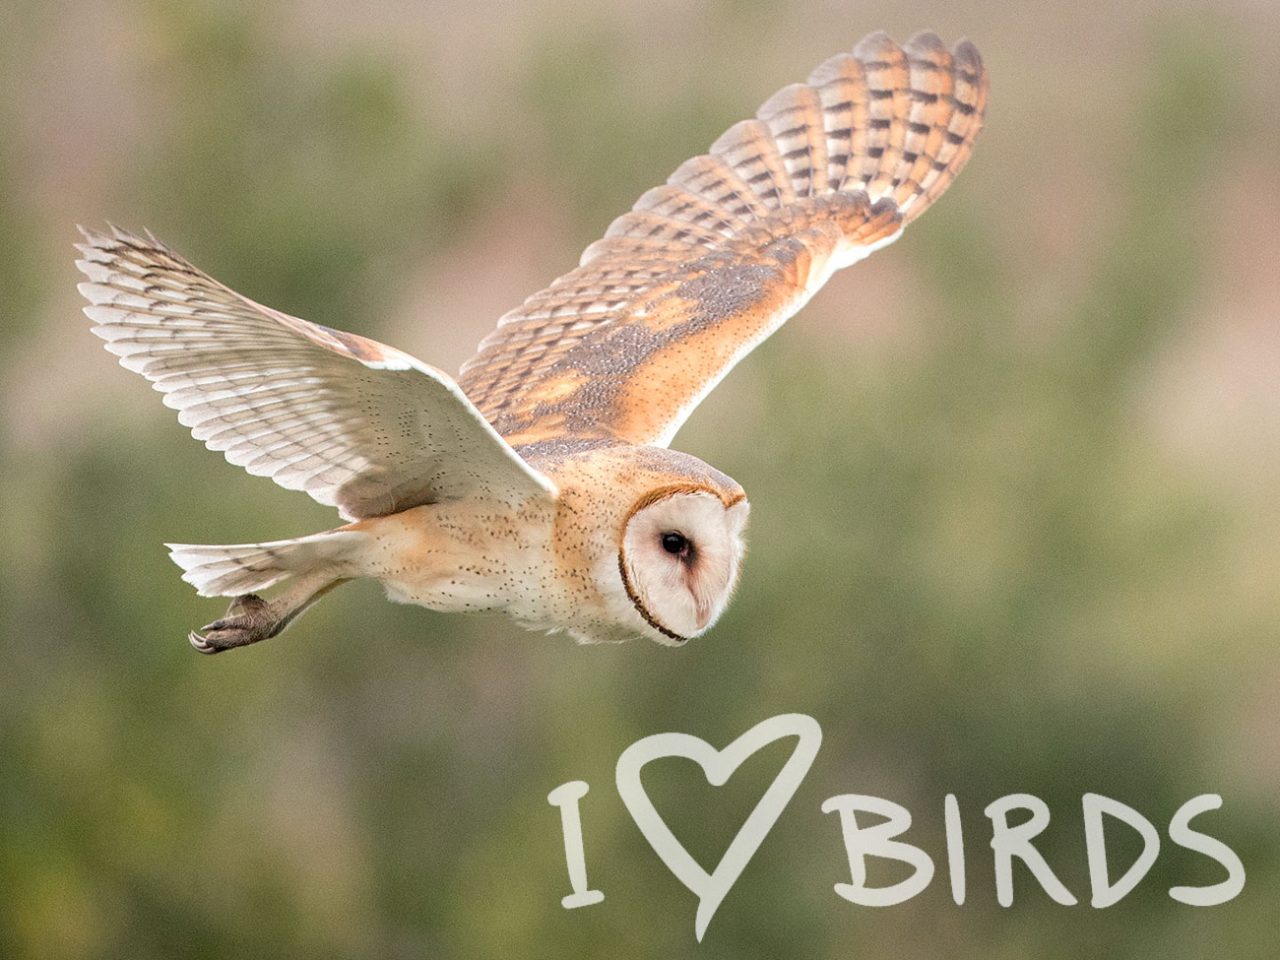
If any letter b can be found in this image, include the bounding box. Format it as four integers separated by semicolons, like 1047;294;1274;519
822;794;935;906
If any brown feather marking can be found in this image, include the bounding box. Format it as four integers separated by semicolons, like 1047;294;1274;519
458;31;987;447
807;51;870;193
890;33;954;207
854;31;910;197
666;154;772;226
904;38;987;224
757;82;828;199
633;183;747;237
710;119;797;211
492;225;829;447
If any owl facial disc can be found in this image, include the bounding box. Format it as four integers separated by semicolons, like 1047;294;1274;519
619;488;750;645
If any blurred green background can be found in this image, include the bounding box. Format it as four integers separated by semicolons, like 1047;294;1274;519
2;0;1279;957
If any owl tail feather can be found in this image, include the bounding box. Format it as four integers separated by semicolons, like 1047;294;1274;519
166;529;368;598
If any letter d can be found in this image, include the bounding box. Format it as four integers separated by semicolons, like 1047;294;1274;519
1083;793;1160;907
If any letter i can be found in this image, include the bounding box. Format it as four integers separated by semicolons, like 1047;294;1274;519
945;794;966;905
547;780;605;908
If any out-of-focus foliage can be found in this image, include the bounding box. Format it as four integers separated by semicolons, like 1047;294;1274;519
2;2;1279;958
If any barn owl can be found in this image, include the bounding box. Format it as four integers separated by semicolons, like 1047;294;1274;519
77;31;987;652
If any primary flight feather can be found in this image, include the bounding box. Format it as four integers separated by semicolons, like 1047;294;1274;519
77;30;987;652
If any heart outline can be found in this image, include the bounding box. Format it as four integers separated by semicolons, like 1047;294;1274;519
615;712;823;941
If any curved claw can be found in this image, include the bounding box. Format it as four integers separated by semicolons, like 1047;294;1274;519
185;594;279;654
188;630;219;654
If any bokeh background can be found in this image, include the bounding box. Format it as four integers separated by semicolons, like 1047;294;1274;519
3;0;1279;957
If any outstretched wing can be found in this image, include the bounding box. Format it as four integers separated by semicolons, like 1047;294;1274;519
459;31;987;448
77;227;556;520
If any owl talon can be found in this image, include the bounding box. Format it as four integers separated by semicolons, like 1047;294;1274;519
187;594;278;654
188;630;218;654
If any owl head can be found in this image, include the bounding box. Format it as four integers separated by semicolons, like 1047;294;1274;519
531;442;750;646
618;483;750;645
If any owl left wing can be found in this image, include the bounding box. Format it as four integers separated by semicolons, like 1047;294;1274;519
77;227;556;520
459;31;987;448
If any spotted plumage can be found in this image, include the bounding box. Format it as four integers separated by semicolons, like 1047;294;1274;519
77;30;986;652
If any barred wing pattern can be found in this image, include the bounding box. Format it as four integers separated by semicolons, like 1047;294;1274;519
459;31;987;448
77;228;556;520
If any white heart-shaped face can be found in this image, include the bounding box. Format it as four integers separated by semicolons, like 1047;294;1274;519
614;713;823;941
620;490;750;645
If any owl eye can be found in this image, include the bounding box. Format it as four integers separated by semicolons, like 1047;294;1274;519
660;532;691;557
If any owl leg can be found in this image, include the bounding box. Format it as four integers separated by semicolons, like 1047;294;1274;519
188;571;348;654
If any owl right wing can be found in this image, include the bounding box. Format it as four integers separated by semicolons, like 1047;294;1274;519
77;227;556;520
459;31;987;449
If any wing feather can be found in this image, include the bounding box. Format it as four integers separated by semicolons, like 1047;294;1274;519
757;82;828;199
78;227;555;519
709;118;798;210
458;31;988;448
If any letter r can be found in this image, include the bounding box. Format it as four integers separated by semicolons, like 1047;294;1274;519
985;794;1077;907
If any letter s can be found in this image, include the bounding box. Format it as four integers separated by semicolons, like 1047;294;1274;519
1168;794;1245;906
